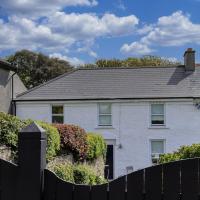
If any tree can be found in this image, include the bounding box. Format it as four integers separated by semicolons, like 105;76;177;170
81;56;181;69
6;50;74;89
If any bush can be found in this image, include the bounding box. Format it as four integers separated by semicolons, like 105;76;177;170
51;162;106;185
159;143;200;164
86;133;106;161
53;163;74;183
36;121;60;161
0;112;30;150
0;113;60;161
53;124;88;161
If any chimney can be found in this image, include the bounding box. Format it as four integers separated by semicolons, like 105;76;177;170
184;48;195;71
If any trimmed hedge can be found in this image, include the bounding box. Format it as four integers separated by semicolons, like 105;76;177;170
52;163;106;185
86;133;106;161
53;124;88;161
159;143;200;164
0;112;30;150
36;121;60;161
0;112;60;161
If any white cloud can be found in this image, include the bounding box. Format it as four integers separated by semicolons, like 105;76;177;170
1;0;98;17
47;12;139;38
50;53;84;66
121;11;200;55
0;12;139;58
120;42;154;55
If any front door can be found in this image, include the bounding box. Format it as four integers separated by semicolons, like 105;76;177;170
104;145;114;179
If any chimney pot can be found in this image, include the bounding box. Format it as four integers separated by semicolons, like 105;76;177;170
184;48;195;72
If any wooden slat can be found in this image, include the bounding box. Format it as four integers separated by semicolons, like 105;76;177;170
43;169;57;200
109;176;126;200
74;185;90;200
145;165;162;200
127;169;144;200
163;161;181;200
181;158;199;200
1;160;18;200
91;184;107;200
56;179;74;200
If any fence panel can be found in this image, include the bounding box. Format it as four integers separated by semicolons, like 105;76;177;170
1;160;18;200
91;184;108;200
74;185;90;200
56;179;74;200
127;169;144;200
43;170;57;200
145;165;162;200
109;176;126;200
163;161;181;200
181;159;199;200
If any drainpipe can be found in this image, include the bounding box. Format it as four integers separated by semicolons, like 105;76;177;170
11;72;17;115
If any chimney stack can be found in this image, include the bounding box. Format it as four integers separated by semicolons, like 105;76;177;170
184;48;195;72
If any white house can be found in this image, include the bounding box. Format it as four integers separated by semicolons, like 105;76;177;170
14;48;200;178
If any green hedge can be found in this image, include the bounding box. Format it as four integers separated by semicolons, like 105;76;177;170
86;133;106;161
0;112;60;161
159;143;200;164
52;163;106;185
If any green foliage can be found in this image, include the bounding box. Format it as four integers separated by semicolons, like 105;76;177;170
82;56;181;69
53;124;88;161
6;49;73;89
159;143;200;164
52;163;106;185
73;164;106;185
36;121;60;161
53;163;74;183
0;112;30;150
86;133;106;161
0;113;60;161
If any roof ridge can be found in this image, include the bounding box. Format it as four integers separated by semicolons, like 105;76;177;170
16;69;79;98
78;65;184;70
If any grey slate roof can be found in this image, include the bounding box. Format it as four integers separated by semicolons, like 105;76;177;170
15;66;200;101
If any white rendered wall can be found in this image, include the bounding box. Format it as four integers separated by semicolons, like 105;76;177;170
16;100;200;177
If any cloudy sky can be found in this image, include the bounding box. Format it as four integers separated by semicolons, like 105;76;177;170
0;0;200;65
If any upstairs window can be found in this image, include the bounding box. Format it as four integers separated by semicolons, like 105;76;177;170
52;105;64;124
151;140;165;164
151;104;165;126
98;103;112;126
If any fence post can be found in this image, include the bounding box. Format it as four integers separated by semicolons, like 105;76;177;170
17;122;47;200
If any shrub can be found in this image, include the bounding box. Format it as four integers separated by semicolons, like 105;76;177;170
0;112;29;150
73;164;106;185
0;113;60;161
53;163;74;183
53;124;88;161
86;133;106;161
36;121;60;161
159;143;200;164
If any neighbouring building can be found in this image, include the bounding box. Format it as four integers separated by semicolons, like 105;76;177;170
0;59;26;114
14;48;200;178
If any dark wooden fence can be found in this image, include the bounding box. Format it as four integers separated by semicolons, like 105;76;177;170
0;122;200;200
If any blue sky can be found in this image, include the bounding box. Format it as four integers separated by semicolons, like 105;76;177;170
0;0;200;65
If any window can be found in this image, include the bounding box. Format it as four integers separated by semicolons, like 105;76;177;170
98;103;112;126
151;140;165;164
151;104;165;126
52;105;64;124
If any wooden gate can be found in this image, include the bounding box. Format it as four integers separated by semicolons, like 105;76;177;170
0;122;199;200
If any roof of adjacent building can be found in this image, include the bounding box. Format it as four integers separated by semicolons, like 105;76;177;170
15;66;200;101
0;59;16;71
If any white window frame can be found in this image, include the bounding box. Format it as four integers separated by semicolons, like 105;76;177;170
150;103;166;127
98;103;112;126
51;105;64;124
150;139;165;165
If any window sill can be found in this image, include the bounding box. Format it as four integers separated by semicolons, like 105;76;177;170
148;126;169;129
95;126;114;129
